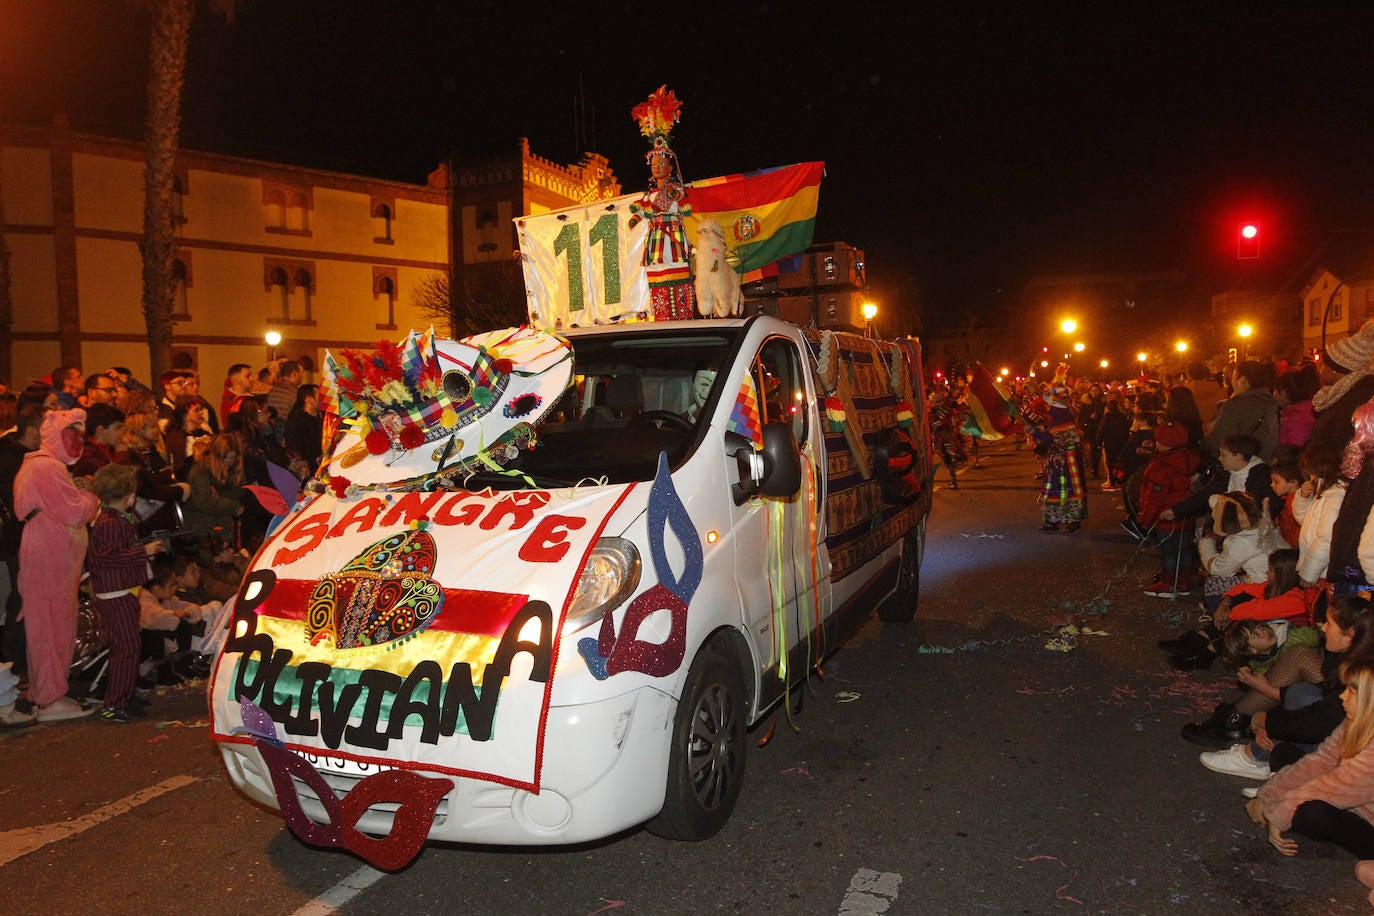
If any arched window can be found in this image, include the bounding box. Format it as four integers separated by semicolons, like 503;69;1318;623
294;269;314;321
265;188;286;230
171;258;189;319
172;175;187;223
374;203;393;242
376;275;395;328
288;192;311;232
269;267;290;318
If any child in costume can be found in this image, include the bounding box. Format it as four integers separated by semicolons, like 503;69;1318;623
86;463;165;722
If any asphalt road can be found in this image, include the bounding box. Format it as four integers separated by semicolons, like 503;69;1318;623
0;439;1366;914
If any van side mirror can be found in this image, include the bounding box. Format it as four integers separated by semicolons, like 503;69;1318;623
727;422;802;505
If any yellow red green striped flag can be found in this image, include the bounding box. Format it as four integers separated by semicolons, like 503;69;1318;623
685;162;825;279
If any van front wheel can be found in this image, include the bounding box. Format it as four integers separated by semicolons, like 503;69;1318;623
646;644;747;840
878;522;923;622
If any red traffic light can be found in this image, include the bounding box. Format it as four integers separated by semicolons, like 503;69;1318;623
1238;222;1260;259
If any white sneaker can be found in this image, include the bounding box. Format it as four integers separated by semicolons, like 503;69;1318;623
35;696;95;723
1201;743;1270;780
0;703;36;727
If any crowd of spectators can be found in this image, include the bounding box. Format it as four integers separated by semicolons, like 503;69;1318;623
1100;322;1374;902
0;356;321;724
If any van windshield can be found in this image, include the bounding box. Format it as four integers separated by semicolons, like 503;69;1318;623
469;328;739;488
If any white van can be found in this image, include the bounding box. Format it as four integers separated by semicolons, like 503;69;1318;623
209;316;931;866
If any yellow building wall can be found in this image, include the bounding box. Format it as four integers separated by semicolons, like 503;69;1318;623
72;153;144;233
395;199;451;263
8;235;58;330
75;236;143;331
1;146;54;225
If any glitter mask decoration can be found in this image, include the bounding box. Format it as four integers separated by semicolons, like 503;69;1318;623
305;521;444;653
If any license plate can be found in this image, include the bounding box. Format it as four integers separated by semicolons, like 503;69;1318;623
299;751;399;778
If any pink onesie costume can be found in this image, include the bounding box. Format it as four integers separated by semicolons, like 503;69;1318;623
14;409;98;706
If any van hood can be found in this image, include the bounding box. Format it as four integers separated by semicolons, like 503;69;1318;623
210;481;638;790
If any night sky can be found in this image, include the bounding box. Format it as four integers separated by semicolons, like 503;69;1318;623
6;3;1374;331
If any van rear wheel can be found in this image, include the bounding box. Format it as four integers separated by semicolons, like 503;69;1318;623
646;643;747;840
878;521;923;622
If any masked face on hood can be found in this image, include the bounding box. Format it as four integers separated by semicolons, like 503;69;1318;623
41;408;87;465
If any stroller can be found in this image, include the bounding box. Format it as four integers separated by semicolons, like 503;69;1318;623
68;589;110;701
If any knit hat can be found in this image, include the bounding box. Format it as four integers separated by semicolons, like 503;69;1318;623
1153;420;1188;449
1315;319;1374;411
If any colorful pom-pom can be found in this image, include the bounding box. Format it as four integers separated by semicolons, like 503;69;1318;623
473;386;493;407
440;408;458;428
328;476;351;498
824;396;846;432
399;424;425;449
896;401;914;429
365;429;391;454
493;358;514;375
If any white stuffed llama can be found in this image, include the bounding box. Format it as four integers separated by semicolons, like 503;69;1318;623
693;219;743;317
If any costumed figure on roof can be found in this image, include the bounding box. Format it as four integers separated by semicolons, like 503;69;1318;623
1037;366;1087;531
928;383;970;490
627;86;696;322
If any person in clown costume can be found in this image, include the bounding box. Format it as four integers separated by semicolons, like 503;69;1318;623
1038;367;1088;532
14;408;100;721
628;85;697;322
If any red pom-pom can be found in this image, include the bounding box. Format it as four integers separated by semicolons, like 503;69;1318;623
328;476;351;498
493;358;514;375
399;424;425;449
365;429;391;454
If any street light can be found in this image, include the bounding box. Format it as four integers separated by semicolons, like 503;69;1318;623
1060;319;1077;334
1175;340;1188;377
1238;323;1254;359
861;302;878;337
266;329;282;361
1073;342;1085;352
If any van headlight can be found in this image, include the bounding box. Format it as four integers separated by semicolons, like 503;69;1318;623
563;538;641;633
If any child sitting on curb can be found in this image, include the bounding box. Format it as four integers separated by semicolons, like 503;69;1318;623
1198;491;1270;611
1161;548;1314;671
139;557;219;680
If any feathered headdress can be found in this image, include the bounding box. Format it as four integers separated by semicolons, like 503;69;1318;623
632;85;683;145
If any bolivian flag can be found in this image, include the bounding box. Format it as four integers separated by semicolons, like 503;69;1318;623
963;362;1017;440
686;162;825;280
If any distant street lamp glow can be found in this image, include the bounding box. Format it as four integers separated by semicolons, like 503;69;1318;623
1060;319;1077;334
265;330;282;347
1175;341;1188;353
1073;342;1085;353
861;302;878;321
1099;359;1109;369
1040;360;1049;368
1137;352;1147;363
1238;324;1253;338
999;367;1009;376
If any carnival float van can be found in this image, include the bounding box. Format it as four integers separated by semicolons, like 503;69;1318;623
208;317;933;867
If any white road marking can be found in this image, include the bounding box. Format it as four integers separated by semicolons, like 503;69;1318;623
291;864;387;915
838;868;902;915
0;774;196;866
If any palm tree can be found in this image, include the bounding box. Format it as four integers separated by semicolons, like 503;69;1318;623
140;0;236;384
